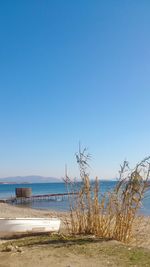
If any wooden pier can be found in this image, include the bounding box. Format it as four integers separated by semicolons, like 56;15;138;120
1;192;77;205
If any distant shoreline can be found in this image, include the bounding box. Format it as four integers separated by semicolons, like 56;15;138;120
0;179;117;185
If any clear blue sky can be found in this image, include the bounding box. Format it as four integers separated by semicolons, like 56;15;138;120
0;0;150;179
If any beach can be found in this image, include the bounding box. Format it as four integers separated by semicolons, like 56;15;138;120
0;203;67;239
0;203;150;266
0;203;65;219
0;203;150;248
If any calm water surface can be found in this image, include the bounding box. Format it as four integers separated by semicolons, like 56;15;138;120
0;182;149;215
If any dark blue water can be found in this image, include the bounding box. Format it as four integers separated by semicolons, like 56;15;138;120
0;182;149;215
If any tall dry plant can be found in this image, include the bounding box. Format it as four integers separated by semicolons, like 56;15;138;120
64;147;150;243
113;157;150;242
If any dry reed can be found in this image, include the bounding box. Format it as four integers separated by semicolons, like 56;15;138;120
64;147;150;243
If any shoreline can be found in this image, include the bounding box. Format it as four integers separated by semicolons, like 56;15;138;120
0;203;67;219
0;203;150;250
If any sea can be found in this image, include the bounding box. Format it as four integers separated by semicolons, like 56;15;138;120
0;181;150;215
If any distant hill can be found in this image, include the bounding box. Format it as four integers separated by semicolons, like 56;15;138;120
0;175;62;184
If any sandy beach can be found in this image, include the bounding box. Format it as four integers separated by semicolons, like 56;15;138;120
0;203;68;240
0;203;150;248
0;203;150;267
0;203;65;219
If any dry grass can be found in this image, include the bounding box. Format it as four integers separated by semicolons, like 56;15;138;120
1;234;150;267
64;146;150;243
